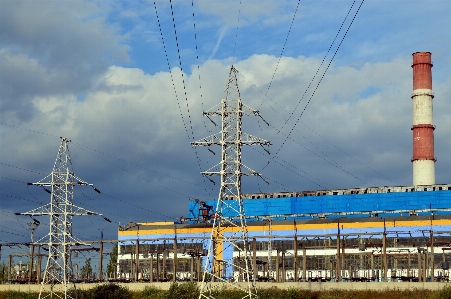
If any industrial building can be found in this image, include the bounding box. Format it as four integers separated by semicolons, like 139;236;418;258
117;52;451;283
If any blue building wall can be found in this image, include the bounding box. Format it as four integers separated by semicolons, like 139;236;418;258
188;190;451;221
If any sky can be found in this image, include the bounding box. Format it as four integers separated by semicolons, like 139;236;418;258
0;0;450;267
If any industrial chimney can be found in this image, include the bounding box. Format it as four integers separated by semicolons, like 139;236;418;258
411;52;436;186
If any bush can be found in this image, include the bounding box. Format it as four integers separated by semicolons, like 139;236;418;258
90;283;132;299
139;285;165;299
165;282;199;299
67;288;91;299
435;285;451;299
0;290;37;299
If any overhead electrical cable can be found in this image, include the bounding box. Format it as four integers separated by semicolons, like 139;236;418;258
100;190;174;220
298;120;395;184
250;146;328;190
78;189;172;224
0;191;44;205
74;144;206;200
0;210;28;230
191;0;212;137
232;0;242;61
242;73;366;185
239;71;393;185
0;162;46;176
0;229;28;238
0;122;59;139
72;142;214;192
276;0;357;133
155;1;211;196
0;224;30;236
1;123;212;193
260;0;301;107
276;0;365;155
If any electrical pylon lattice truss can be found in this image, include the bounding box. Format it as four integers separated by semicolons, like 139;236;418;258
19;137;105;299
192;66;270;299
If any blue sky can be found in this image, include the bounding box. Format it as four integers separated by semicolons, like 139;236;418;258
1;0;450;267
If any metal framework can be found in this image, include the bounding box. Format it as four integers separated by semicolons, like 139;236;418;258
193;66;270;299
18;137;106;299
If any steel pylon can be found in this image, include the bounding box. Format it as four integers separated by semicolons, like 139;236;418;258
18;137;107;299
192;66;270;299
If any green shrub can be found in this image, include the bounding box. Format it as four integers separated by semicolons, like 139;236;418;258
210;287;246;299
435;285;451;299
165;282;199;299
90;283;132;299
139;285;165;299
0;290;37;299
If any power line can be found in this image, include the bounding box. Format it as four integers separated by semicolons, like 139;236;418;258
0;229;28;238
232;0;242;62
276;0;357;133
299;120;395;184
0;122;59;139
239;71;393;186
0;162;46;176
192;0;213;137
261;0;301;105
154;1;211;196
73;142;214;194
250;145;328;190
0;191;43;205
275;0;365;155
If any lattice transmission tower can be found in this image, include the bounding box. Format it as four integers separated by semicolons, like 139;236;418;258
18;137;108;299
193;66;270;299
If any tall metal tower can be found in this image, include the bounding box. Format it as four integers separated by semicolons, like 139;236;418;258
18;137;107;299
193;66;270;299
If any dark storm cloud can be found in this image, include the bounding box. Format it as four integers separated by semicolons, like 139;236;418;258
0;0;128;122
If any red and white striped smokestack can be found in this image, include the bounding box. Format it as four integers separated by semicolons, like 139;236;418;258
411;52;436;186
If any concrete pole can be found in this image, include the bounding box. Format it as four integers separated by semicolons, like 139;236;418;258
150;254;153;282
424;251;427;281
303;248;307;282
341;237;345;280
190;255;194;282
431;231;435;281
173;238;177;282
135;240;139;281
252;238;257;280
349;264;352;281
418;252;422;282
393;256;397;282
408;252;411;281
382;233;387;282
275;250;280;282
294;237;298;282
99;241;103;281
8;255;12;282
75;263;79;280
29;244;34;284
37;255;42;283
329;260;333;280
156;254;160;282
163;250;167;280
197;256;201;282
336;235;341;282
370;253;374;280
282;251;286;282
